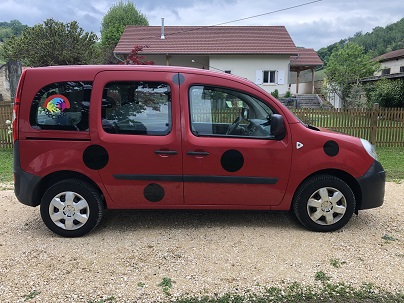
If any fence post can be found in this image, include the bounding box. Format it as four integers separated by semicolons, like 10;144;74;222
370;103;379;145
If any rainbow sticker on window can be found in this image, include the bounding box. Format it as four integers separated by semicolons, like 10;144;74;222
43;94;70;113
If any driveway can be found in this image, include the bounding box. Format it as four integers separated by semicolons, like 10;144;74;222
0;182;402;302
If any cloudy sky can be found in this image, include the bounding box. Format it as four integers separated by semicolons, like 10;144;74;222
0;0;403;50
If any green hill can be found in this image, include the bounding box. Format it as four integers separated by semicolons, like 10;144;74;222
317;18;404;65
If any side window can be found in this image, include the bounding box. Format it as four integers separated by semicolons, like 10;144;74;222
101;81;171;136
189;85;275;139
30;82;92;131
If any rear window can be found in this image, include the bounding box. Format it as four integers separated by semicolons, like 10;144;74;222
30;81;92;131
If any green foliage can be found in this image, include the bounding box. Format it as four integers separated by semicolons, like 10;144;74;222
0;148;13;185
0;20;28;42
318;18;404;65
159;277;175;296
325;43;379;105
364;79;404;108
314;271;331;282
100;1;148;48
168;282;404;303
0;18;98;66
284;91;292;98
377;147;404;182
271;89;279;98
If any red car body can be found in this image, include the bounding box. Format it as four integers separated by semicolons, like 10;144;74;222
13;65;385;236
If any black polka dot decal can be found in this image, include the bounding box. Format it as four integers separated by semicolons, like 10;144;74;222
172;73;185;85
144;183;165;202
83;145;109;170
324;140;339;157
221;149;244;172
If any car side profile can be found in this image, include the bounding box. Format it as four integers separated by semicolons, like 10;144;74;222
13;65;385;237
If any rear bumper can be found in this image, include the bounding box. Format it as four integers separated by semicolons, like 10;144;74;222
356;160;385;210
14;140;41;207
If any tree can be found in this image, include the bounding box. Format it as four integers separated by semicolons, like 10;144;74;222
122;45;154;65
325;43;380;107
0;18;98;66
100;1;148;48
0;20;28;42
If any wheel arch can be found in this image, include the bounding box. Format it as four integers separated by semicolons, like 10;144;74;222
292;169;362;212
33;171;106;208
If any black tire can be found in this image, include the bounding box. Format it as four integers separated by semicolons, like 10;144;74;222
40;179;103;237
292;175;356;232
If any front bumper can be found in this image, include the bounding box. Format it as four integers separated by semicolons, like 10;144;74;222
356;160;386;210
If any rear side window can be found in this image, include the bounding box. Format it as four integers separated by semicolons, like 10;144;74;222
101;81;171;136
30;82;92;131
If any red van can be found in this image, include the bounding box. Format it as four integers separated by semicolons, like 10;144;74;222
13;65;385;237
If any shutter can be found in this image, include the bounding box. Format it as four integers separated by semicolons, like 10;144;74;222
255;70;263;84
278;70;285;84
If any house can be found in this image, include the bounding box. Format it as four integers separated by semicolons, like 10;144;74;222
373;48;404;78
289;48;324;94
115;25;322;95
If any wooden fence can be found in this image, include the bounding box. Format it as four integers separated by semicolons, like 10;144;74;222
0;103;403;148
292;107;404;147
0;104;13;149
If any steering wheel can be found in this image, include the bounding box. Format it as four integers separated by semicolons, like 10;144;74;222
226;115;242;135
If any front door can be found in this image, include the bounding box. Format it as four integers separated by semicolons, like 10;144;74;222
91;71;183;208
180;73;292;206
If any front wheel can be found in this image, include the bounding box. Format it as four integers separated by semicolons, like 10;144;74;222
292;175;356;232
40;179;103;237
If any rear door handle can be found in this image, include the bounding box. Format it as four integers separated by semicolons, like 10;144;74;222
154;150;178;155
186;151;210;156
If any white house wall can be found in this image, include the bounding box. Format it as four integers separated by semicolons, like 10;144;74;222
143;54;291;95
210;55;290;94
375;57;404;76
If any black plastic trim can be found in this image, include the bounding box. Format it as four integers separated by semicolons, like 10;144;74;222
356;160;386;210
113;174;278;184
13;140;42;207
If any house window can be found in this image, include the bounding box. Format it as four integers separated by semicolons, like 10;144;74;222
263;71;277;84
400;66;404;73
382;68;391;75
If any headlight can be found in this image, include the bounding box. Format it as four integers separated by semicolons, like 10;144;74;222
360;138;377;160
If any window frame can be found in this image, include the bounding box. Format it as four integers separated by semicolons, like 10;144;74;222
101;81;172;136
263;70;277;84
29;81;92;132
188;85;277;140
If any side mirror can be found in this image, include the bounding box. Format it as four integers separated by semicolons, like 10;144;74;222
241;107;249;120
271;114;285;140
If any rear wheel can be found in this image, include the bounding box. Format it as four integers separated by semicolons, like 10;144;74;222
40;179;103;237
292;175;356;232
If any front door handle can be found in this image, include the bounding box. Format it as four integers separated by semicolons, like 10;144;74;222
154;150;178;155
186;151;210;156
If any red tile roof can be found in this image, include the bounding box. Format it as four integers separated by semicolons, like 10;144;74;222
373;48;404;62
290;48;323;67
114;26;298;55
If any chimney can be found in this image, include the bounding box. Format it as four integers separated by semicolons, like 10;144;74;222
161;18;165;40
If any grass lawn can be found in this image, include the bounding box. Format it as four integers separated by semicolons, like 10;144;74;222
0;148;13;183
377;146;404;182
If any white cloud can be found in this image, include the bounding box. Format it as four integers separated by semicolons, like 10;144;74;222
0;0;403;50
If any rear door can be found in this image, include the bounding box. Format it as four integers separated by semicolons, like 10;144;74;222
91;70;183;208
180;73;293;207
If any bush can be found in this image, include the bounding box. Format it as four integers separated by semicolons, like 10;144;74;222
365;79;404;108
271;89;279;98
284;91;292;98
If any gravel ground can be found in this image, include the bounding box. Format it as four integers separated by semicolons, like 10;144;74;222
0;182;403;302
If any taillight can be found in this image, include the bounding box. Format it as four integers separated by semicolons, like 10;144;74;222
12;70;27;142
12;102;19;142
